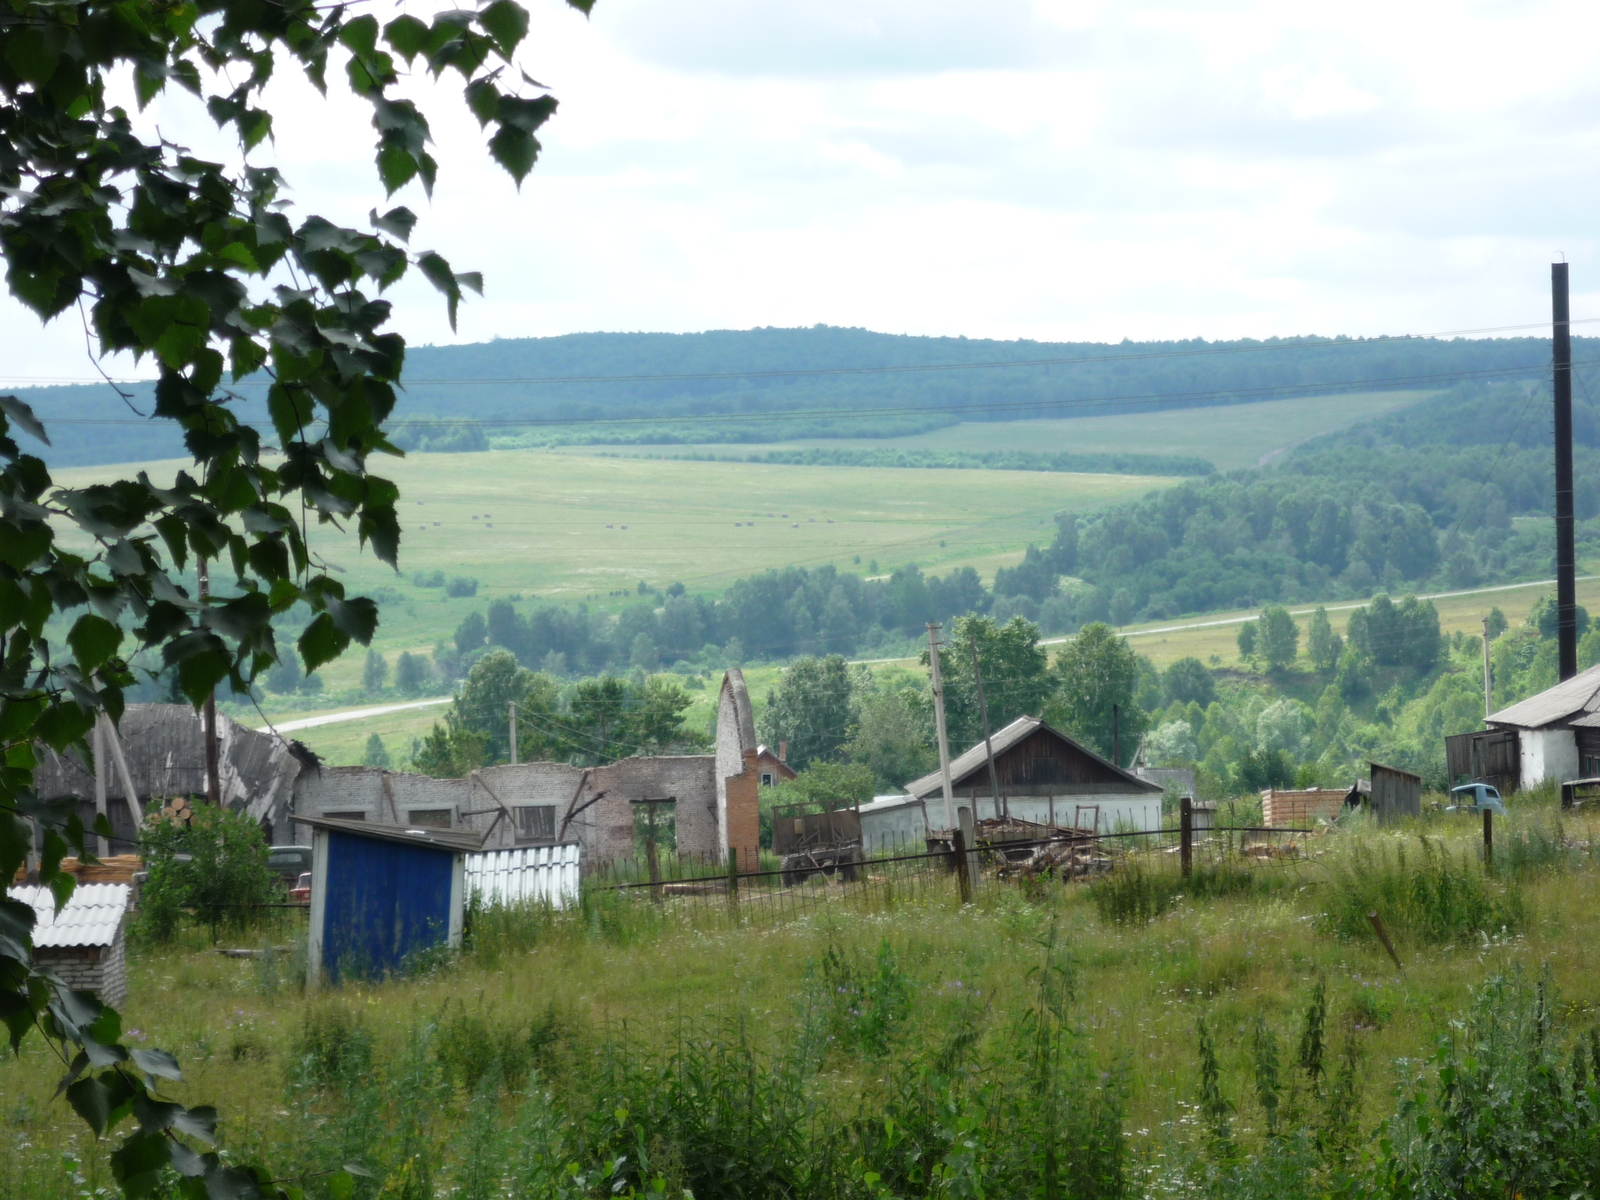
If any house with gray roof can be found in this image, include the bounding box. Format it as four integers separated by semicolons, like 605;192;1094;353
1472;662;1600;790
901;715;1164;835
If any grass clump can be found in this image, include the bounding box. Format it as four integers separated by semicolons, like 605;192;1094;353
1322;837;1522;945
1090;860;1261;925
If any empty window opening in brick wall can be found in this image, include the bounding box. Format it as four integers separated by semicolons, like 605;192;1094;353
407;809;453;828
515;805;557;843
325;810;367;821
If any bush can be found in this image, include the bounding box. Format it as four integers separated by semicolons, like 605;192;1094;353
138;803;282;942
446;575;479;598
1321;837;1523;945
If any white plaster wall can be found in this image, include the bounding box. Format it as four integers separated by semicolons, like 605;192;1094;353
1521;728;1579;788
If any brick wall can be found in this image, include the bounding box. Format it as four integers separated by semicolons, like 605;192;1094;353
37;927;126;1008
724;751;761;871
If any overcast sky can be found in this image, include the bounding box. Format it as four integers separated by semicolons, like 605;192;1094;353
7;0;1600;384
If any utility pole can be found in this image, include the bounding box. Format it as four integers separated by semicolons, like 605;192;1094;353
1482;615;1493;719
1112;704;1120;768
1554;262;1578;681
969;629;1006;822
927;623;956;833
198;557;219;804
509;702;518;765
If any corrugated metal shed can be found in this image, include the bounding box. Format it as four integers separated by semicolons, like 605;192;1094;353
1487;663;1600;729
8;884;130;948
903;716;1162;800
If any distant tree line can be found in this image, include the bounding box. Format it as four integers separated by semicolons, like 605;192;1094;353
17;328;1593;466
637;446;1215;476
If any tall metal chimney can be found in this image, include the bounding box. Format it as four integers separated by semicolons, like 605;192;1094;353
1554;262;1577;680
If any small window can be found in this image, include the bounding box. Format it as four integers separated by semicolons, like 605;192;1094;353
324;811;365;821
406;809;452;829
515;805;557;842
760;772;774;787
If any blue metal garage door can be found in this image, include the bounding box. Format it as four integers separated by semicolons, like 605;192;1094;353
323;830;453;980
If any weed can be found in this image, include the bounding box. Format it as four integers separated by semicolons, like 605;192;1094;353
811;938;914;1057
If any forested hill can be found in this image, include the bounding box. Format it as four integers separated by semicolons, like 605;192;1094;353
11;325;1585;467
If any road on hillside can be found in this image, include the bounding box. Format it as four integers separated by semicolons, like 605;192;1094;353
259;697;450;734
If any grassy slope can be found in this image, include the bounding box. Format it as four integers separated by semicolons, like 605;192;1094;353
4;804;1595;1195
563;389;1428;473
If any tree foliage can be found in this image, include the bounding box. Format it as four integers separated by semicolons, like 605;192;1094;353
1047;622;1148;765
759;654;856;770
1257;605;1300;669
0;0;586;1189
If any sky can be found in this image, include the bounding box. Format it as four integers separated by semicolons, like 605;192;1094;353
6;0;1600;384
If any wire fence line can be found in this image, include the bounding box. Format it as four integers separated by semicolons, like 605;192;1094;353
571;823;1325;927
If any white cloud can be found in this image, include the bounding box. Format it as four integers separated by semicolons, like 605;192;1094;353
6;0;1600;387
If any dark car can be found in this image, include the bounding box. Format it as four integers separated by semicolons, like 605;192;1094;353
267;845;313;885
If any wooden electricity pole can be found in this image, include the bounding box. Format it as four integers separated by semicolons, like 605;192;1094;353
1554;262;1578;681
1482;615;1493;719
509;701;518;765
969;629;1006;821
927;623;956;833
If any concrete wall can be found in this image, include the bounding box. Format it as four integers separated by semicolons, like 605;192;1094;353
1521;728;1579;789
36;928;126;1008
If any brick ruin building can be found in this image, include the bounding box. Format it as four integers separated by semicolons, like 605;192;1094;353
289;669;766;869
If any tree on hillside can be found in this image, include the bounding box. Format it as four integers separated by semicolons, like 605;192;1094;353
1163;657;1216;708
932;615;1052;749
1307;607;1342;672
1237;621;1258;661
396;650;432;694
364;733;393;770
363;648;390;693
0;0;589;1184
1047;622;1148;765
1258;606;1300;670
760;654;857;768
844;686;935;791
993;544;1060;602
1348;594;1442;671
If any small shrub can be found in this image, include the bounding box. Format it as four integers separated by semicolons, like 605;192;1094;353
293;1006;373;1089
808;938;913;1057
137;803;281;942
436;1001;544;1093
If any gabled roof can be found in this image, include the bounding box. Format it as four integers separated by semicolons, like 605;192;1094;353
9;883;129;948
300;816;484;853
1486;662;1600;729
903;715;1162;799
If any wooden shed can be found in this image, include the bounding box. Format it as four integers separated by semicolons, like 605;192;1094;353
1369;762;1422;823
304;817;482;986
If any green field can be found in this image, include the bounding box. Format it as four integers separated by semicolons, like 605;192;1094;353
565;389;1429;473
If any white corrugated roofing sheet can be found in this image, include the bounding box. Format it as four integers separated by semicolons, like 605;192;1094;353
8;884;130;948
1487;662;1600;729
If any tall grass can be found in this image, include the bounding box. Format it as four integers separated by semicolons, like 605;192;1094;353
1321;836;1523;945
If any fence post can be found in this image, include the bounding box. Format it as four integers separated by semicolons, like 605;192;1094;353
1483;808;1493;871
1180;795;1193;879
951;829;972;904
726;846;739;914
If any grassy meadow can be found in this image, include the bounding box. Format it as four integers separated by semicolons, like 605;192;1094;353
6;794;1599;1199
567;390;1429;473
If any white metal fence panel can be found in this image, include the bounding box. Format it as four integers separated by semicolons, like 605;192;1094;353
465;844;581;910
